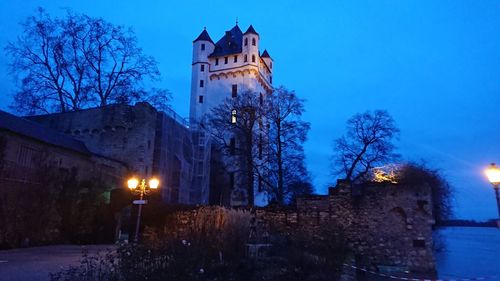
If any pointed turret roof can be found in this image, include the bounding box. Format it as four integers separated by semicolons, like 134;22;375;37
193;29;214;44
261;49;271;59
208;24;244;57
244;25;259;36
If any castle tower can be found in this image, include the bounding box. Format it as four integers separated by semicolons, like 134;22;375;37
189;24;274;207
189;24;273;124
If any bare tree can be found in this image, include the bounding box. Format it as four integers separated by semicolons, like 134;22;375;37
264;87;311;204
207;91;264;206
5;8;161;114
333;110;400;183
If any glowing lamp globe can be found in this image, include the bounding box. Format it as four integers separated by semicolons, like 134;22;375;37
485;163;500;186
149;178;159;189
127;178;139;190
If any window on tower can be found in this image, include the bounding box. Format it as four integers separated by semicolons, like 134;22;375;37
234;55;238;63
270;76;272;83
232;84;237;97
198;95;204;103
201;43;205;51
252;55;256;63
244;55;248;62
229;172;235;189
199;80;204;87
244;38;248;46
252;38;256;46
224;57;228;64
230;137;236;155
231;109;237;124
215;58;219;65
259;93;263;105
200;64;205;72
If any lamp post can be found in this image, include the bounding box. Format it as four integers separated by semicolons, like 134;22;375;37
485;163;500;227
127;177;159;243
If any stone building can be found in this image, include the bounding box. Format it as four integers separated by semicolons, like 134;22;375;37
190;24;274;206
28;102;209;205
0;109;126;188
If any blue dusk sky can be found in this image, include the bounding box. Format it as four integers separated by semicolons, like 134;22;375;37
0;1;499;220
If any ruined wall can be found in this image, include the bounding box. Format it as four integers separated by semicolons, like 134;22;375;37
254;183;436;273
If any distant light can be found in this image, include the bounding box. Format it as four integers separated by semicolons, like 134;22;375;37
128;178;139;189
485;163;500;186
149;178;160;189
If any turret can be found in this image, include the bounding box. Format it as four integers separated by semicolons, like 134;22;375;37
192;28;215;64
190;28;214;123
242;25;259;64
261;49;273;73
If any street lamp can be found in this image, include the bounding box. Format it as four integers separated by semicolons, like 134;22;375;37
484;163;500;227
127;177;159;242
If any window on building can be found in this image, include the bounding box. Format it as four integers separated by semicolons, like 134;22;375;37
259;133;263;159
270;76;272;83
234;55;238;63
200;64;205;72
244;38;248;46
199;95;204;103
258;176;263;192
199;80;204;87
252;38;256;46
231;109;237;124
259;93;263;105
244;55;248;62
270;62;273;69
230;137;236;155
252;55;256;63
215;58;219;65
232;84;237;97
229;172;235;189
147;140;151;149
224;56;228;64
201;43;205;51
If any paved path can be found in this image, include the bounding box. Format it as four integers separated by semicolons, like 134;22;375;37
0;244;115;281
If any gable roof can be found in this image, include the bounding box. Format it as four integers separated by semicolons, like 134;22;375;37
0;110;91;155
193;29;214;44
208;25;243;58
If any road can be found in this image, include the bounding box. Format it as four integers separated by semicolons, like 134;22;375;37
0;244;115;281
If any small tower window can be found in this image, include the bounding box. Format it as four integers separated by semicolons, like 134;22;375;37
229;172;235;189
270;76;272;83
200;64;205;72
215;58;219;65
252;38;256;46
199;80;204;88
230;137;236;155
252;55;256;63
198;95;204;103
201;43;205;51
234;55;238;63
224;57;228;64
259;93;263;105
244;55;248;62
244;38;248;46
232;84;238;97
270;62;273;69
231;109;237;124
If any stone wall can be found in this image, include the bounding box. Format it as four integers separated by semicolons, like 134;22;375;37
28;103;208;205
254;182;436;274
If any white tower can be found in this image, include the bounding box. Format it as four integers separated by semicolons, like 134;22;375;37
190;28;214;123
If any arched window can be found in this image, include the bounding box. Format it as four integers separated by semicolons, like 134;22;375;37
252;55;256;63
231;110;237;124
244;55;248;62
252;38;256;46
244;38;248;46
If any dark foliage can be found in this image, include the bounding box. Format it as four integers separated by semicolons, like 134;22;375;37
333;110;400;183
5;8;165;114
